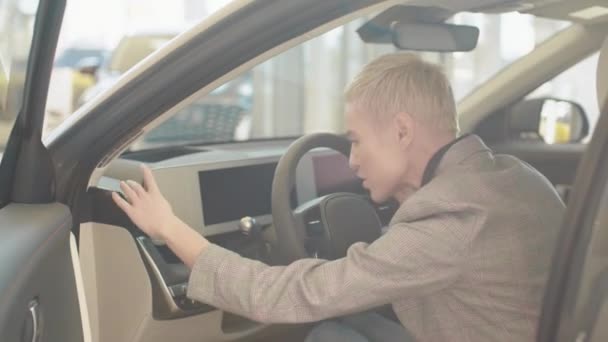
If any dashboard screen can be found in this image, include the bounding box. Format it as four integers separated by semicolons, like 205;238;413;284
313;153;364;197
199;163;293;225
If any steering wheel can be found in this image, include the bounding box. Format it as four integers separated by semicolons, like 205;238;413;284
271;133;382;264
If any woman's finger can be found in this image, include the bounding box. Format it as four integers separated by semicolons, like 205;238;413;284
112;192;132;214
120;181;139;203
141;164;159;193
127;180;146;197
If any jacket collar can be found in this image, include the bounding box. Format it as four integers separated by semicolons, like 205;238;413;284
420;134;492;187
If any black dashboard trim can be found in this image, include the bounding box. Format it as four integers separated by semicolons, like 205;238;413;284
80;187;143;237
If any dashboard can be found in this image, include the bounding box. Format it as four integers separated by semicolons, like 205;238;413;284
99;139;374;236
94;139;396;319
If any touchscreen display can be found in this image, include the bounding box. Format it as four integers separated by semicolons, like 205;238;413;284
199;163;295;225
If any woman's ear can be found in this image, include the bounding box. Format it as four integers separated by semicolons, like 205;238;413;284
394;112;414;148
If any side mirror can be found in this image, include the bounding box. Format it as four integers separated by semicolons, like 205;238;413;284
75;57;102;77
508;98;590;144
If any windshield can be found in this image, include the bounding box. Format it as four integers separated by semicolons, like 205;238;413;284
0;0;39;151
128;12;570;150
35;2;572;151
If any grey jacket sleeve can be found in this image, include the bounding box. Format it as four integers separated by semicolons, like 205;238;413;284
187;203;475;324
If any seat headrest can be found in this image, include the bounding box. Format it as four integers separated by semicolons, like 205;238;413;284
597;37;608;110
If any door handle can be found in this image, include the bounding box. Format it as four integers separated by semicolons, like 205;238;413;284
23;299;42;342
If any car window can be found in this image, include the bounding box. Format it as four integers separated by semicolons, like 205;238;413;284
54;47;106;68
40;0;234;140
528;52;599;143
130;12;570;150
33;2;570;151
108;35;174;74
0;0;40;157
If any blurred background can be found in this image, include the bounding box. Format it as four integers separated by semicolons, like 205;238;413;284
0;0;597;151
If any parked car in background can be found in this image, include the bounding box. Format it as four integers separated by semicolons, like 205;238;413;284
54;45;107;69
78;30;253;149
78;30;180;105
44;44;108;136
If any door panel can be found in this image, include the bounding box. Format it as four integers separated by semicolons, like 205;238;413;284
0;203;82;341
0;0;83;338
80;223;304;342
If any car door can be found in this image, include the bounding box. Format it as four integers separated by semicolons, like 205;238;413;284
0;0;84;341
538;36;608;341
538;95;608;342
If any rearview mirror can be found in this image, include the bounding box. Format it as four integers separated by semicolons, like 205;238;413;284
391;22;479;52
508;98;590;144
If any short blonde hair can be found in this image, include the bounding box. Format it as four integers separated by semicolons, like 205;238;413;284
345;53;459;134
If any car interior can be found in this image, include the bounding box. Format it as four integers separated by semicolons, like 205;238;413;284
67;1;608;341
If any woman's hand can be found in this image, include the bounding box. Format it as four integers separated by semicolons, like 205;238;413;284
112;164;209;268
112;164;178;241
